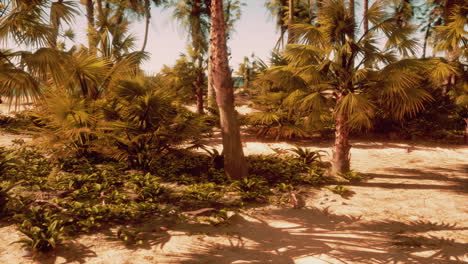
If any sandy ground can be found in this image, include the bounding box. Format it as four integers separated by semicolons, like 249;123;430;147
0;134;467;264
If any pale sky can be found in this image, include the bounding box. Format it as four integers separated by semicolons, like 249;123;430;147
69;0;280;74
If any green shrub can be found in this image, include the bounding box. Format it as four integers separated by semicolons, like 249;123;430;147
1;146;53;188
289;147;325;165
182;183;223;202
300;166;331;186
233;177;271;201
0;181;22;215
338;170;364;183
117;227;143;246
326;185;354;198
130;173;166;202
15;207;66;253
246;155;309;185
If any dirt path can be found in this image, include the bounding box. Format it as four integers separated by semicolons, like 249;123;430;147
1;138;467;264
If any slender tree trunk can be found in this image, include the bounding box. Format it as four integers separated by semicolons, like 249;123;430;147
50;0;63;48
332;94;351;175
141;0;151;52
207;46;217;109
349;0;355;41
363;0;368;35
85;0;96;54
209;0;247;180
309;0;314;20
287;0;295;43
422;22;431;59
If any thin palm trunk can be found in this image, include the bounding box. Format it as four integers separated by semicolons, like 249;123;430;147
85;0;96;53
287;0;294;43
141;0;150;52
363;0;368;35
349;0;355;40
196;64;204;114
332;93;351;174
209;0;247;180
422;21;432;59
207;46;217;109
50;0;63;48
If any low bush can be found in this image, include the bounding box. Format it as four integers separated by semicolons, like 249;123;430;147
14;207;66;254
233;177;271;201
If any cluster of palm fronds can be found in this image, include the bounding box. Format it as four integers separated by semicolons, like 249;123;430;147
247;0;466;141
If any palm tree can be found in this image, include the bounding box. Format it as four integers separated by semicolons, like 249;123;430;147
209;0;247;179
264;0;434;174
171;0;211;114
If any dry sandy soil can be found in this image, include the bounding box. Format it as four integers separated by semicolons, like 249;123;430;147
0;133;467;264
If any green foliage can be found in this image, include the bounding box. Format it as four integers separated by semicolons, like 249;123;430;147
338;170;364;183
0;181;22;215
246;155;309;185
326;185;354;198
233;177;271;202
289;147;325;165
15;207;66;253
182;183;223;202
130;173;166;202
302;166;331;186
117;227;143;246
1;146;53;188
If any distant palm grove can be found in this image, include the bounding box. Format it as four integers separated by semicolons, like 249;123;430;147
0;0;466;256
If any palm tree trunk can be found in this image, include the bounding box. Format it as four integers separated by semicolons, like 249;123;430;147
363;0;368;35
209;0;247;180
50;0;63;48
332;94;351;175
141;0;151;52
464;118;468;145
85;0;96;54
207;46;217;109
349;0;355;40
287;0;295;44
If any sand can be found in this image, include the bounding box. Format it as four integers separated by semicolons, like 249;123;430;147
0;134;467;264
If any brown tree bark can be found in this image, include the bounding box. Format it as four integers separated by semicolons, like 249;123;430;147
287;0;295;43
141;0;151;52
332;94;351;175
209;0;247;180
349;0;355;41
363;0;368;35
85;0;96;54
207;48;217;109
50;0;63;48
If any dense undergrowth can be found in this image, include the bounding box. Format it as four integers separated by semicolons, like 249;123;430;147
0;140;353;256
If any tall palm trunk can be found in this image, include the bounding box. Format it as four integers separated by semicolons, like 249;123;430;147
363;0;368;35
207;45;217;109
50;0;63;48
209;0;247;180
332;93;351;174
85;0;96;54
287;0;295;43
349;0;355;40
141;0;151;52
196;60;204;114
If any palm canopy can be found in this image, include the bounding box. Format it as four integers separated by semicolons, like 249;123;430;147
259;0;444;131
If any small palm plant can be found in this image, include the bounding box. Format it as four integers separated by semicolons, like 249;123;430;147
289;146;325;165
14;207;66;254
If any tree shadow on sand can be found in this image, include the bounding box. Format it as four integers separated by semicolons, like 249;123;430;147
163;207;466;264
30;242;96;264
